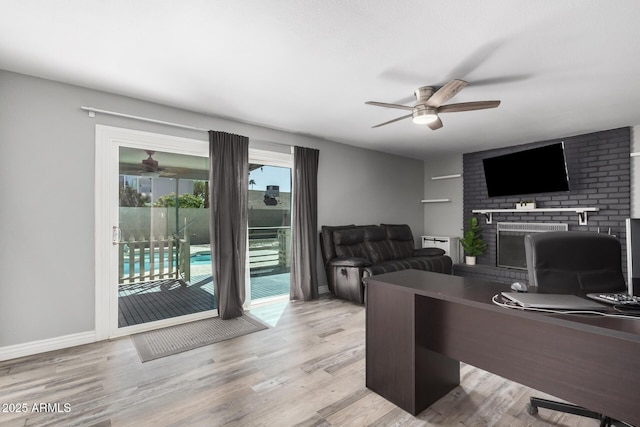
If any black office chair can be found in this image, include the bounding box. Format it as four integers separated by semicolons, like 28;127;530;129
524;231;628;427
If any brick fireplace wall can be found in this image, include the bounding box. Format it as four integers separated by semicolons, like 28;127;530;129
456;127;631;284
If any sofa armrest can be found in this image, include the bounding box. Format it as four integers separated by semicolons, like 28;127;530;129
412;247;446;257
329;257;371;268
326;257;368;304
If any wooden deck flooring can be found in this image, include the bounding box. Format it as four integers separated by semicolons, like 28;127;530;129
0;296;604;426
118;273;290;327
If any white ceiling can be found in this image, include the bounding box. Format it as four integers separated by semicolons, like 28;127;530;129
2;1;640;159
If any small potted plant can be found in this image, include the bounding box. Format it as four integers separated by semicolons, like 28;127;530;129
460;217;488;265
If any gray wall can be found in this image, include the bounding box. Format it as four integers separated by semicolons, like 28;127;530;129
423;154;464;238
0;69;424;348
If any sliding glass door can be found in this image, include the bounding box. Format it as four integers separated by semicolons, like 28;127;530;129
248;163;292;303
95;126;292;338
117;147;213;328
95;126;214;338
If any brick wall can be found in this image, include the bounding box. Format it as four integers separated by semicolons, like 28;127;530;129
456;127;631;284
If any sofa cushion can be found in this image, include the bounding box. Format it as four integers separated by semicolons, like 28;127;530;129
364;226;396;263
333;228;368;260
363;255;453;277
383;224;415;259
320;225;356;264
413;247;446;257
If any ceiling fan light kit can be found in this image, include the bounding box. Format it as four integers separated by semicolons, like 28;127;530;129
412;105;438;125
366;79;500;130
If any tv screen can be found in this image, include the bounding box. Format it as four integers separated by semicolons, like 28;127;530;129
482;142;570;198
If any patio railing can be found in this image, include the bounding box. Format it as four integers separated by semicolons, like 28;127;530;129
118;226;290;284
118;235;189;284
249;226;290;271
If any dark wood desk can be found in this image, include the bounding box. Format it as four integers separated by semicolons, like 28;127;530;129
364;270;640;426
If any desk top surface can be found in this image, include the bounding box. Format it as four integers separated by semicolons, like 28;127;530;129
364;269;640;342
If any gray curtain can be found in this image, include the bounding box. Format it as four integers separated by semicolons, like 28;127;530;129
208;131;248;319
290;146;320;301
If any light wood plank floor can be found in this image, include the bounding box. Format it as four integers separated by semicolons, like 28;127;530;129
0;296;603;426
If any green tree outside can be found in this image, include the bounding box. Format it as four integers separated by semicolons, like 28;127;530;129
153;192;204;208
192;180;209;208
119;185;150;207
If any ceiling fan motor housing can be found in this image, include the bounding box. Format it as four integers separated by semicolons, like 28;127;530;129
142;151;159;170
414;86;434;103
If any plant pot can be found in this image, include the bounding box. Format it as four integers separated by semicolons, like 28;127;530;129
465;256;477;265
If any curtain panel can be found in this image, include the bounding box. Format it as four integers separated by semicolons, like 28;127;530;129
208;131;249;319
290;146;320;301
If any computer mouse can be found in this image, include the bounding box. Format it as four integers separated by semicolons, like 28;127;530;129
511;282;528;292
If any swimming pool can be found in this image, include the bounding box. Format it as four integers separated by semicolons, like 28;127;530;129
122;251;211;275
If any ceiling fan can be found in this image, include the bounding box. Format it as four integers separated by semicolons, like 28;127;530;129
365;79;500;130
141;150;160;172
120;150;179;177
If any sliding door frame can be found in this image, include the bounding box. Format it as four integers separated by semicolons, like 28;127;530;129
95;126;293;340
95;125;214;340
245;148;294;307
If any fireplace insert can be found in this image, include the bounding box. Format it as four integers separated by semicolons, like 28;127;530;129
497;222;568;269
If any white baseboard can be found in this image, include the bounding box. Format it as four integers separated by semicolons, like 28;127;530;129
1;287;332;362
0;331;96;362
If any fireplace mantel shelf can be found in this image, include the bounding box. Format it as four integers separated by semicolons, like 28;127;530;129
471;207;599;226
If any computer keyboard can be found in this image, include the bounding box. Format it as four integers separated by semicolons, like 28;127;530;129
586;292;640;305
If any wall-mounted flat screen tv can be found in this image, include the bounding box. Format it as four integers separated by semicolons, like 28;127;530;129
482;142;570;198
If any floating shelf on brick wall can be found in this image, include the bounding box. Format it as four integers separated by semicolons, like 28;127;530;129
421;199;451;203
471;207;599;226
431;173;462;180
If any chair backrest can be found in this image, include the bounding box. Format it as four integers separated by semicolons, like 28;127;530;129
524;231;627;294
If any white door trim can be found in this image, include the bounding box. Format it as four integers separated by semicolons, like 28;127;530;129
95;126;293;339
94;125;214;339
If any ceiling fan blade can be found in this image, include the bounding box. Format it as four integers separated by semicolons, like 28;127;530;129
425;79;468;107
438;100;501;113
365;101;414;111
428;117;443;130
372;113;412;128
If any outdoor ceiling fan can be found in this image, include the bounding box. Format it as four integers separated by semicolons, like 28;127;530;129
365;79;500;130
119;150;180;177
141;150;160;172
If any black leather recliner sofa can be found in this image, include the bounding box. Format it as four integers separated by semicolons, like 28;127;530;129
320;224;453;304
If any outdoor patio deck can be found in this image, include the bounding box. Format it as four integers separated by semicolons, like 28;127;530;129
118;273;290;327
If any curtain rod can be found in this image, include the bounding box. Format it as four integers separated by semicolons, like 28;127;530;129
80;106;209;132
80;106;294;151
